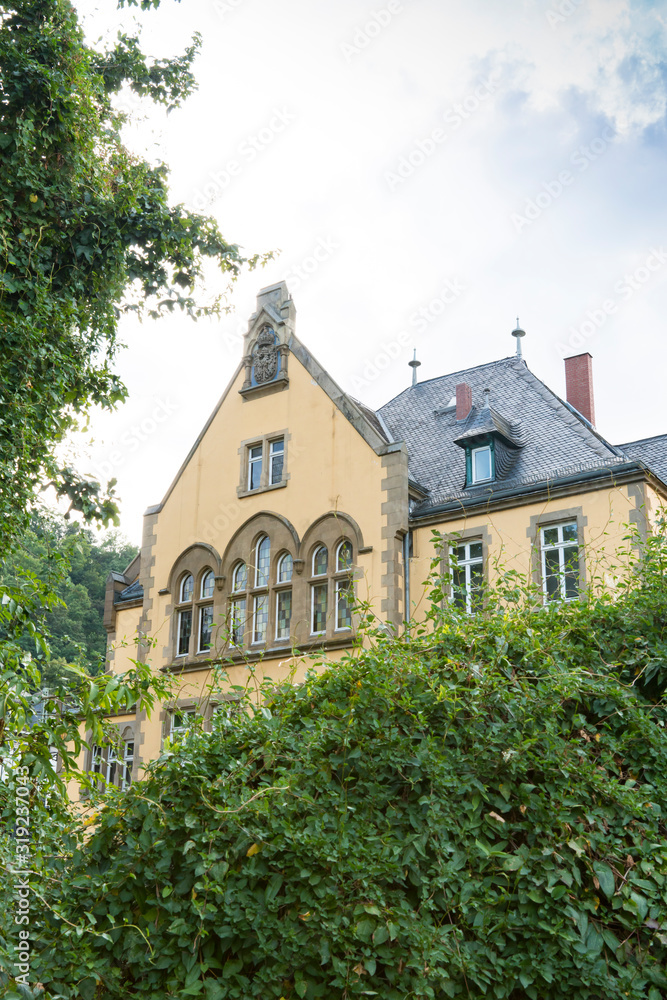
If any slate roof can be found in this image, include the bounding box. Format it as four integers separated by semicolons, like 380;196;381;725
377;356;631;517
115;580;144;604
617;434;667;486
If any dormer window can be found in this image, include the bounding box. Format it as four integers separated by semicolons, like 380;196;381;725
471;444;493;483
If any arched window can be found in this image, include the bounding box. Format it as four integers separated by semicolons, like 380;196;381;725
312;545;328;576
201;570;215;599
277;552;293;583
232;561;247;592
337;540;353;572
177;574;194;655
335;539;354;631
197;569;215;653
252;536;270;643
255;535;270;587
230;561;247;645
275;552;293;641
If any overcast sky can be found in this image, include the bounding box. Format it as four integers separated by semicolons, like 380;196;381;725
72;0;667;545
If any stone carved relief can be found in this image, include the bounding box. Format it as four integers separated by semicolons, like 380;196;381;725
252;326;279;384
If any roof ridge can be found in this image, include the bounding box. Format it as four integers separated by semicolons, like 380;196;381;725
618;432;667;448
378;355;520;409
512;362;620;460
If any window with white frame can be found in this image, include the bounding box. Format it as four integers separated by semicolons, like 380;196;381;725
252;594;269;643
89;740;134;790
170;708;197;740
471;445;493;484
248;445;263;490
450;540;484;613
269;438;285;485
176;573;194;656
335;540;354;630
255;535;270;587
244;436;286;493
310;544;329;634
120;741;134;791
230;561;247;645
198;570;215;652
275;552;293;641
541;522;580;602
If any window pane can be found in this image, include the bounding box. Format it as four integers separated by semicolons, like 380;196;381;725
473;447;492;482
543;527;558;547
278;553;293;583
231;598;246;645
106;752;117;785
121;741;134;790
336;579;353;629
199;606;213;651
255;536;270;587
276;590;292;639
313;546;328;576
91;745;102;774
232;562;247;592
312;583;327;633
562;523;578;543
180;574;194;603
563;547;579;599
452;567;466;610
337;540;353;572
201;570;215;599
253;594;268;643
469;542;483;560
177;609;192;655
544;550;561;601
270;438;284;485
469;562;484;612
249;445;262;490
455;545;466;562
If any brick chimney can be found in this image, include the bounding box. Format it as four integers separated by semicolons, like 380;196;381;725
564;353;595;427
456;382;472;421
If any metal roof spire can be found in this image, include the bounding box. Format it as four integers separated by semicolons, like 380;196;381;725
512;318;526;358
408;348;421;387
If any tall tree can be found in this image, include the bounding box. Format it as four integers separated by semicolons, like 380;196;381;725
0;0;262;556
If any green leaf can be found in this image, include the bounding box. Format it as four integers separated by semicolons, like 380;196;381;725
592;862;615;899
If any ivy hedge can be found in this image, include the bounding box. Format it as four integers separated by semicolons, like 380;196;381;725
4;529;667;999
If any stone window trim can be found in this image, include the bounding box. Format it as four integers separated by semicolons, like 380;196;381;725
237;429;291;499
164;543;223;666
526;507;588;595
438;524;492;605
85;723;136;791
217;511;364;653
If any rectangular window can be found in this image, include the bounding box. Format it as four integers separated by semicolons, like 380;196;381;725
450;540;484;614
198;605;214;652
471;446;493;483
230;597;246;645
91;744;102;775
248;444;263;490
541;522;580;602
311;582;328;634
269;438;285;485
336;579;353;630
253;593;268;643
105;749;117;786
276;589;292;639
177;609;192;656
121;741;134;791
171;709;196;739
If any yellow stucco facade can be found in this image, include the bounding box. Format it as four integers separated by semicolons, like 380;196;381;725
85;281;667;792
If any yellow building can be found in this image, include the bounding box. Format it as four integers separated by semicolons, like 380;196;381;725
94;281;667;788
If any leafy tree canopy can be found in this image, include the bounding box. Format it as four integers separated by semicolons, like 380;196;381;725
6;528;667;1000
0;511;138;680
0;0;264;555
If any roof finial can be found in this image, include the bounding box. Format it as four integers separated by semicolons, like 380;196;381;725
408;348;421;387
512;318;526;358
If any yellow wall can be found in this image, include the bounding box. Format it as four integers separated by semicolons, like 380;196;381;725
408;481;646;615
